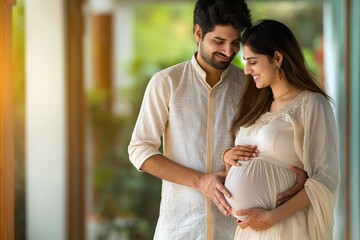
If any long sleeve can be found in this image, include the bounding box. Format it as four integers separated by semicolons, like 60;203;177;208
128;72;170;170
302;93;340;192
298;93;340;239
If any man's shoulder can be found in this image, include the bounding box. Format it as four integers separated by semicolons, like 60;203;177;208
151;60;191;82
148;60;191;88
157;60;191;75
224;64;246;87
228;63;245;77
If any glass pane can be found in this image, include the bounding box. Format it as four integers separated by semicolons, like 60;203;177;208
83;2;195;239
84;1;324;240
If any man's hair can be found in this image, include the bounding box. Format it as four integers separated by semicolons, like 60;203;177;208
193;0;252;38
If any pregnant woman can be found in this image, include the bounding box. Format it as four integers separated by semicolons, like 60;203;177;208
223;20;340;240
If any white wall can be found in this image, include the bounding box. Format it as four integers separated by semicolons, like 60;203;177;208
25;0;67;239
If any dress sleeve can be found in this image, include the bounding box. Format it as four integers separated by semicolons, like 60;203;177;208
127;72;170;170
301;93;340;192
300;93;340;239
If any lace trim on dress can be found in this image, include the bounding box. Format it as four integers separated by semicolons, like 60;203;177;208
243;91;310;135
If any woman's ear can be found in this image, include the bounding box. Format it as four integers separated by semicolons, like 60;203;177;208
274;51;283;65
194;24;202;43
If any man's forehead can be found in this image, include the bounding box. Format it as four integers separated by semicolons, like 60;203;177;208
206;27;240;40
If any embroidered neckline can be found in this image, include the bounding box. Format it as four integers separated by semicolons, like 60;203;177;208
242;90;310;135
267;90;307;114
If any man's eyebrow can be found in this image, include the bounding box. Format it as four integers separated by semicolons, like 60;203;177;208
213;37;240;41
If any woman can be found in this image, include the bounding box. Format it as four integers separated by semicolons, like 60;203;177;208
223;19;340;239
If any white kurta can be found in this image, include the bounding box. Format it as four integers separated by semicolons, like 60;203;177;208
225;90;340;240
128;54;245;239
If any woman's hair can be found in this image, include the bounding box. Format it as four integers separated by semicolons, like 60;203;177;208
232;19;331;135
193;0;252;38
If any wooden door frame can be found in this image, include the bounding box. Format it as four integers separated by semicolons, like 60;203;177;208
0;0;16;239
65;0;85;239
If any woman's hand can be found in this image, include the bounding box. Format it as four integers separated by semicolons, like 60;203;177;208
234;208;275;231
223;145;259;167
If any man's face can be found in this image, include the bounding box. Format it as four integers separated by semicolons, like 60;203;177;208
195;25;241;70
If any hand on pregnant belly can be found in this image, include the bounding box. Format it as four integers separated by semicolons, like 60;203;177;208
224;158;297;221
224;159;274;221
235;208;275;231
223;145;259;166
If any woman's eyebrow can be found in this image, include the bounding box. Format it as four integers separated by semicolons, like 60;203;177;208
243;56;257;60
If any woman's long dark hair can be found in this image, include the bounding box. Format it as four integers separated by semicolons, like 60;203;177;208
232;19;331;135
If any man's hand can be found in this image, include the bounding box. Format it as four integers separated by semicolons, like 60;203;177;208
197;172;232;215
276;165;308;205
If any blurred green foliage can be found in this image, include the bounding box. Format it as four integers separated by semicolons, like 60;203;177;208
134;3;195;65
88;82;163;239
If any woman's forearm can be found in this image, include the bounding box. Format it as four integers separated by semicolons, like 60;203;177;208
271;188;310;224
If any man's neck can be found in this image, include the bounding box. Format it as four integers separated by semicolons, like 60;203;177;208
195;52;224;88
206;68;223;88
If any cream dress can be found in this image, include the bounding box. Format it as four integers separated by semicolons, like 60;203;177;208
225;91;340;240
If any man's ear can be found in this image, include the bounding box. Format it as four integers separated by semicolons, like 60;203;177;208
194;24;202;43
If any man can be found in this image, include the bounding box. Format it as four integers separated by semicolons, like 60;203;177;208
128;0;306;239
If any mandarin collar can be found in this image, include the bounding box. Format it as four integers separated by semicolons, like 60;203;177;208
190;53;231;83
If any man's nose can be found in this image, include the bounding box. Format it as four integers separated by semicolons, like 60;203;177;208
221;44;233;57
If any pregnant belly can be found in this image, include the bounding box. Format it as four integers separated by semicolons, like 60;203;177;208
224;158;296;221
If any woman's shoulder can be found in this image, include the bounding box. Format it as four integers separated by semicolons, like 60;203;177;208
291;90;328;105
299;90;334;115
303;90;331;105
282;90;329;116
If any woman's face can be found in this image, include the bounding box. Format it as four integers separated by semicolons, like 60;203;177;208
242;45;278;89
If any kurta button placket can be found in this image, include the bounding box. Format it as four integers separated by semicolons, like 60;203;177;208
205;87;217;240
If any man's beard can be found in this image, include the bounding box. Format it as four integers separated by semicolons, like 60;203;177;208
199;46;234;69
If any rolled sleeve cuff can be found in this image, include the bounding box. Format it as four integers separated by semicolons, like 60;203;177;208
128;144;162;171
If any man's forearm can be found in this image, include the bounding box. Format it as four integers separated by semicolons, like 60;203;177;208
140;154;203;190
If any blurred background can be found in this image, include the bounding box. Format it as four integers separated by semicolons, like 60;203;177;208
3;0;359;239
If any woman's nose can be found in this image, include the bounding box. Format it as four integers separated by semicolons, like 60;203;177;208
244;64;251;75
